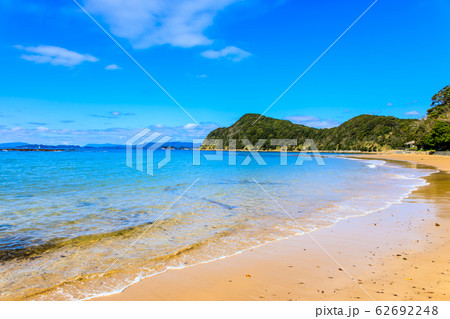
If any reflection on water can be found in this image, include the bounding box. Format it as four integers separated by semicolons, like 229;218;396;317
0;150;435;300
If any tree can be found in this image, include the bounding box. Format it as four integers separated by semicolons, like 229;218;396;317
416;85;450;150
427;85;450;119
422;120;450;151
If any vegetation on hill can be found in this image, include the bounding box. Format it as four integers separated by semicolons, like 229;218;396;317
415;85;450;150
202;85;450;152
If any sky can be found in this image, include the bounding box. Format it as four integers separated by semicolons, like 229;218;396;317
0;0;449;145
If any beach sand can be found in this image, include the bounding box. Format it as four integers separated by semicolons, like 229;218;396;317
93;154;450;301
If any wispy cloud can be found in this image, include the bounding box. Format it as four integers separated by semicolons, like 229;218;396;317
61;120;75;124
201;46;251;62
286;115;317;122
28;122;47;125
405;110;420;116
15;45;98;67
90;111;135;119
285;115;340;129
105;64;121;70
85;0;239;49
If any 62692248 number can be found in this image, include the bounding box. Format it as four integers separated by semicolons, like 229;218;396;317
375;306;438;316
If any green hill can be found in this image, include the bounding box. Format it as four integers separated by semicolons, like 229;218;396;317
202;85;450;152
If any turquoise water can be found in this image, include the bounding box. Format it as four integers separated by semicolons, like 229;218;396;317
0;150;434;300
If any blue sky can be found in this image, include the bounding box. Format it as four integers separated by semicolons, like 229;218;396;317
0;0;449;145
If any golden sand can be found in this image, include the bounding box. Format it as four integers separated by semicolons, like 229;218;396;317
93;154;450;301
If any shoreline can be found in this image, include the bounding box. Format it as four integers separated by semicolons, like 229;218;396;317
350;153;450;172
91;154;450;301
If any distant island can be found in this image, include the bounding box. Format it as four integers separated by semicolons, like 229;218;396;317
1;148;72;152
202;85;450;152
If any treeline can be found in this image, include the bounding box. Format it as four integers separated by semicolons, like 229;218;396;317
202;85;450;152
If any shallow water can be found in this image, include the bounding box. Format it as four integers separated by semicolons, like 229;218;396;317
0;150;434;300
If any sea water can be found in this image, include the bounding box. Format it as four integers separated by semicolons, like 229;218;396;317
0;150;434;300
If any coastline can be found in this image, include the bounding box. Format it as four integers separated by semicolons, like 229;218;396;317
350;153;450;172
92;154;450;301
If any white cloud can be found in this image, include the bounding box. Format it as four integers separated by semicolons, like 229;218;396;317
387;102;393;106
85;0;239;48
183;123;198;129
285;115;340;129
201;46;251;62
405;111;420;116
151;122;220;140
15;45;98;67
105;64;121;70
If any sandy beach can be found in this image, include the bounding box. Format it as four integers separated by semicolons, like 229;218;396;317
93;154;450;301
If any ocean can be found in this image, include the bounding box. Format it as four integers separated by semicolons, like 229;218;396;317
0;150;434;300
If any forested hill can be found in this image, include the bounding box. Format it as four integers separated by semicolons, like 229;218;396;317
202;85;450;152
203;113;417;151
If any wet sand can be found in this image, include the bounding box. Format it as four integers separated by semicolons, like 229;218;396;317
93;154;450;301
